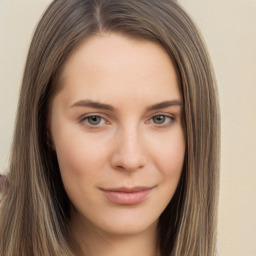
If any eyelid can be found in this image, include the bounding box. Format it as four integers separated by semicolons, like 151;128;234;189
78;112;176;129
79;113;110;128
146;113;176;126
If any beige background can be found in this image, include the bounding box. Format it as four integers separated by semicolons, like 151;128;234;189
0;0;255;255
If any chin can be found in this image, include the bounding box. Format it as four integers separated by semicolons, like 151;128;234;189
101;222;158;237
90;209;159;237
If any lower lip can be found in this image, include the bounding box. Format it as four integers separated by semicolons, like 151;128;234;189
101;188;152;205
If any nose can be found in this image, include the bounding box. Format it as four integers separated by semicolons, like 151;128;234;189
110;127;147;172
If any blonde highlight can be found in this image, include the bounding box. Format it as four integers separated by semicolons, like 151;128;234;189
0;1;220;256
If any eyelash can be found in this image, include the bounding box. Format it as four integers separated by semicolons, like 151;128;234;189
79;113;176;129
79;115;109;128
147;114;176;127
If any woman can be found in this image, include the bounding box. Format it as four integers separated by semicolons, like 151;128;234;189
0;0;220;255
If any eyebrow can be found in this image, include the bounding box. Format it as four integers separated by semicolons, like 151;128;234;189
146;100;183;111
70;100;114;111
70;99;183;111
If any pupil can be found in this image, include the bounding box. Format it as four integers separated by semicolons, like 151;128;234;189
88;116;101;125
153;115;165;124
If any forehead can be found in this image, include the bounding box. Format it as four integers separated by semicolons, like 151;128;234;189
56;33;181;105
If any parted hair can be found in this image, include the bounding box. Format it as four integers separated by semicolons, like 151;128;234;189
0;0;220;255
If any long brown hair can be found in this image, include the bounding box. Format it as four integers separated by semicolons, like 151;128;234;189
0;1;220;255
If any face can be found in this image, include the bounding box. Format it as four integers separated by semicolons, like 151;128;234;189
50;33;185;237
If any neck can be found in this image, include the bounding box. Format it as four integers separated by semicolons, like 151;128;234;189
69;212;160;256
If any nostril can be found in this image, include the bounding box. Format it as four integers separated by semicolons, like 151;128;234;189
112;154;146;172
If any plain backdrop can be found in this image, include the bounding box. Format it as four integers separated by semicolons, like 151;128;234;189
0;1;255;255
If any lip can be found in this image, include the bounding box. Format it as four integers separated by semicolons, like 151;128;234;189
100;186;153;205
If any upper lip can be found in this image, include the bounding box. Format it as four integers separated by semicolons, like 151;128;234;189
100;186;153;193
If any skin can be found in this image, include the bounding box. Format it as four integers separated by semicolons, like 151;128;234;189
50;33;185;256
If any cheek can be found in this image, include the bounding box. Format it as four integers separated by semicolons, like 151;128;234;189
150;128;185;177
156;133;185;206
163;143;185;175
53;134;108;205
55;134;108;178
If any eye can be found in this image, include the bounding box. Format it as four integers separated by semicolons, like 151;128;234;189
152;115;167;124
80;115;107;128
150;114;175;126
86;116;102;125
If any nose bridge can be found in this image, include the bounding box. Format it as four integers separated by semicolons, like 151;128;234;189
111;123;146;171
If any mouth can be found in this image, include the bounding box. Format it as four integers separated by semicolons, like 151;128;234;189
99;186;154;205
